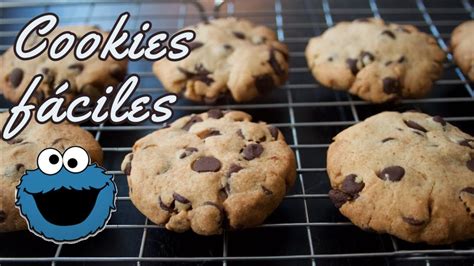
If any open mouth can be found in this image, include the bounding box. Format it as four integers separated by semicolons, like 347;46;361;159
30;187;103;226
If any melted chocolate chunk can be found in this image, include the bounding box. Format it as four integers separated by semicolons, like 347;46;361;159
377;166;405;182
382;77;400;94
381;30;396;39
188;41;204;51
227;164;243;177
398;56;406;63
432;115;446;126
158;196;175;212
268;48;285;76
261;185;273;195
233;31;245;39
467;158;474;172
382;137;395;143
68;63;84;73
328;189;351;208
346;58;359;75
242;143;264;160
341;174;365;196
182;116;203;131
173;192;190;204
402;216;425;226
9;68;24;88
0;211;6;223
268;126;279;140
404;120;428;133
178;65;214;85
255;74;275;94
461;187;474;194
208;109;223;119
179;147;198;159
192;156;222;172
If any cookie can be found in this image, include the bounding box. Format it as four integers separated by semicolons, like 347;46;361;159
0;112;103;232
305;18;445;103
327;111;474;244
121;109;296;235
451;20;474;81
0;25;128;104
153;17;289;103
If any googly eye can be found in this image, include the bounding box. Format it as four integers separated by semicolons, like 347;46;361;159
37;148;63;175
63;146;90;173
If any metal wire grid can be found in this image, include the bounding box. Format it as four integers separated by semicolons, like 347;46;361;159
0;0;474;265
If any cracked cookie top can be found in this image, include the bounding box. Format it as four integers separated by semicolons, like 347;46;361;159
121;109;296;235
0;25;128;104
153;17;289;103
305;18;445;103
327;111;474;244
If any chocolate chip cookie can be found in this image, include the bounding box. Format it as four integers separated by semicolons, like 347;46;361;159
451;20;474;81
153;17;289;103
327;111;474;244
121;109;296;235
305;18;445;103
0;112;103;232
0;25;128;104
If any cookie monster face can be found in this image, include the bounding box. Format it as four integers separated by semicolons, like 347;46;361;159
15;147;116;244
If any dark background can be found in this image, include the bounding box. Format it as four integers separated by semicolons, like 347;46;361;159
0;0;473;265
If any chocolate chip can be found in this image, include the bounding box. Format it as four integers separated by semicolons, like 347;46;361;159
398;56;406;63
255;74;275;94
382;137;395;143
385;61;393;66
242;144;264;160
227;164;243;177
381;30;396;39
268;126;279;140
461;187;474;194
404;120;427;133
467;158;474;172
199;129;221;139
182;116;203;131
7;138;23;145
233;31;245;39
173;192;190;204
402;216;425;226
382;77;400;94
459;139;474;149
261;185;273;195
268;48;284;76
9;68;24;88
236;129;245;139
192;156;222;172
208;109;223;119
32;90;45;102
0;211;6;223
432;116;446;126
159;196;175;212
341;174;364;196
68;63;84;73
377;166;405;182
179;147;198;159
223;44;233;50
110;65;126;81
124;154;133;175
328;189;351;208
178;65;214;86
15;163;25;172
346;58;358;75
189;41;204;51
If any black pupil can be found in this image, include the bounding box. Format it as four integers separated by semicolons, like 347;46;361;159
68;159;78;168
49;154;59;165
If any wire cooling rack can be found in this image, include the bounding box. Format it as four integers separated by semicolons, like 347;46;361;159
0;0;473;265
